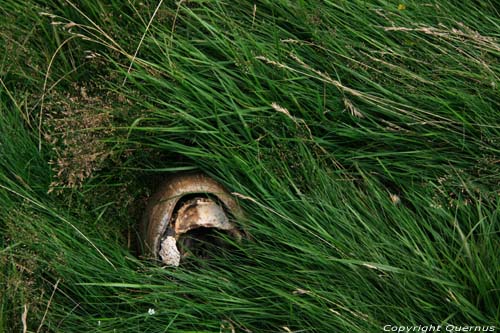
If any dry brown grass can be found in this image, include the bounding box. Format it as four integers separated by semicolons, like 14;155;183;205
44;84;116;192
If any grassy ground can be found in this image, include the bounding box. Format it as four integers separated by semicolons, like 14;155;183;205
1;0;499;332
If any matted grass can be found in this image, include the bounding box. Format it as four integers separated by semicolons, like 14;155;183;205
1;0;499;332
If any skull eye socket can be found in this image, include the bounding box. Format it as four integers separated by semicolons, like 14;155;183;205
177;226;233;260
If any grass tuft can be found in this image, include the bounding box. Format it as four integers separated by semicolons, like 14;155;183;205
1;0;499;332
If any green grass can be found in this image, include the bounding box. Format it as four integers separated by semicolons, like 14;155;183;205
1;0;499;332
